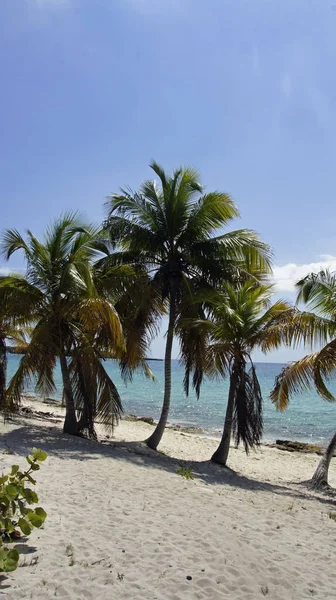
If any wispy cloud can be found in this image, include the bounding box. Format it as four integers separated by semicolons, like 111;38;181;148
0;268;11;276
273;254;336;292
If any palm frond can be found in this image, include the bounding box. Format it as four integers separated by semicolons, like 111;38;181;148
70;344;122;437
6;321;57;411
1;229;32;261
313;339;336;401
270;354;318;411
232;361;263;453
296;270;336;318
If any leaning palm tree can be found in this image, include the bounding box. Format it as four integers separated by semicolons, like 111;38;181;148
0;213;133;436
193;280;301;466
105;161;272;450
271;269;336;489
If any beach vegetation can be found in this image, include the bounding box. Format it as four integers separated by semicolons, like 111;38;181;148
175;466;194;480
0;448;47;573
104;161;272;450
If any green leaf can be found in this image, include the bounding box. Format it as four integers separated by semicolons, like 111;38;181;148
32;449;47;462
5;484;18;499
0;496;10;508
4;518;14;533
35;507;47;522
4;548;19;572
18;518;32;536
18;499;25;515
0;475;8;485
7;548;19;562
23;489;38;504
30;463;40;472
27;512;43;528
10;465;19;476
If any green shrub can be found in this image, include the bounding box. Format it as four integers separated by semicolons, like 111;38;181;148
0;448;47;572
175;466;194;480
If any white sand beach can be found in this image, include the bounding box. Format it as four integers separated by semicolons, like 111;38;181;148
0;398;335;600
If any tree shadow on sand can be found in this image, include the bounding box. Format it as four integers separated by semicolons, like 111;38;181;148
1;420;335;508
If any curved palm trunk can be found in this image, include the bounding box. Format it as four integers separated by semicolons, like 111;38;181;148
59;349;78;435
146;293;176;450
310;431;336;489
211;368;237;466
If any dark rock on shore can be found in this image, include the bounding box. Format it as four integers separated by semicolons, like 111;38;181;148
272;439;324;455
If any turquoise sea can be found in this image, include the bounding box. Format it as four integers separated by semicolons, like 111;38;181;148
7;355;336;444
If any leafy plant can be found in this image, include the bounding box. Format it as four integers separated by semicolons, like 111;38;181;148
0;448;47;572
175;466;194;480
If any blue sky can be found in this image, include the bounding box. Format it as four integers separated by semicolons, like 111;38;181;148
1;0;336;361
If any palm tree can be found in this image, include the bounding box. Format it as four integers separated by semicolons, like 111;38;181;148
0;213;134;436
0;276;38;410
270;269;336;489
193;280;300;466
0;304;28;411
104;161;272;450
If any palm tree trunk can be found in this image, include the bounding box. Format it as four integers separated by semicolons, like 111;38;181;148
59;349;78;435
310;431;336;489
211;370;236;466
146;293;176;450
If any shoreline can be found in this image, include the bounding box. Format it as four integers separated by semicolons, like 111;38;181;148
21;394;331;452
16;396;332;465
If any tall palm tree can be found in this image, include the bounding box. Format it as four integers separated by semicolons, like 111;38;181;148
0;213;137;436
270;270;336;489
104;161;272;450
191;280;302;466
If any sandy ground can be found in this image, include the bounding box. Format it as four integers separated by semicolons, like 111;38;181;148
0;397;335;600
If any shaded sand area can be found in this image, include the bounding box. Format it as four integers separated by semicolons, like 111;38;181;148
0;399;336;599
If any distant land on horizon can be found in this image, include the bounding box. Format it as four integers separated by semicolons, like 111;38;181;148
6;347;289;364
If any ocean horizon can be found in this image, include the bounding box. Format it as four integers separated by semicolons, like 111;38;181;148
6;354;336;445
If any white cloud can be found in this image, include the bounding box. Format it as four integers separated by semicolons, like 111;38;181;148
0;268;11;276
273;255;336;292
